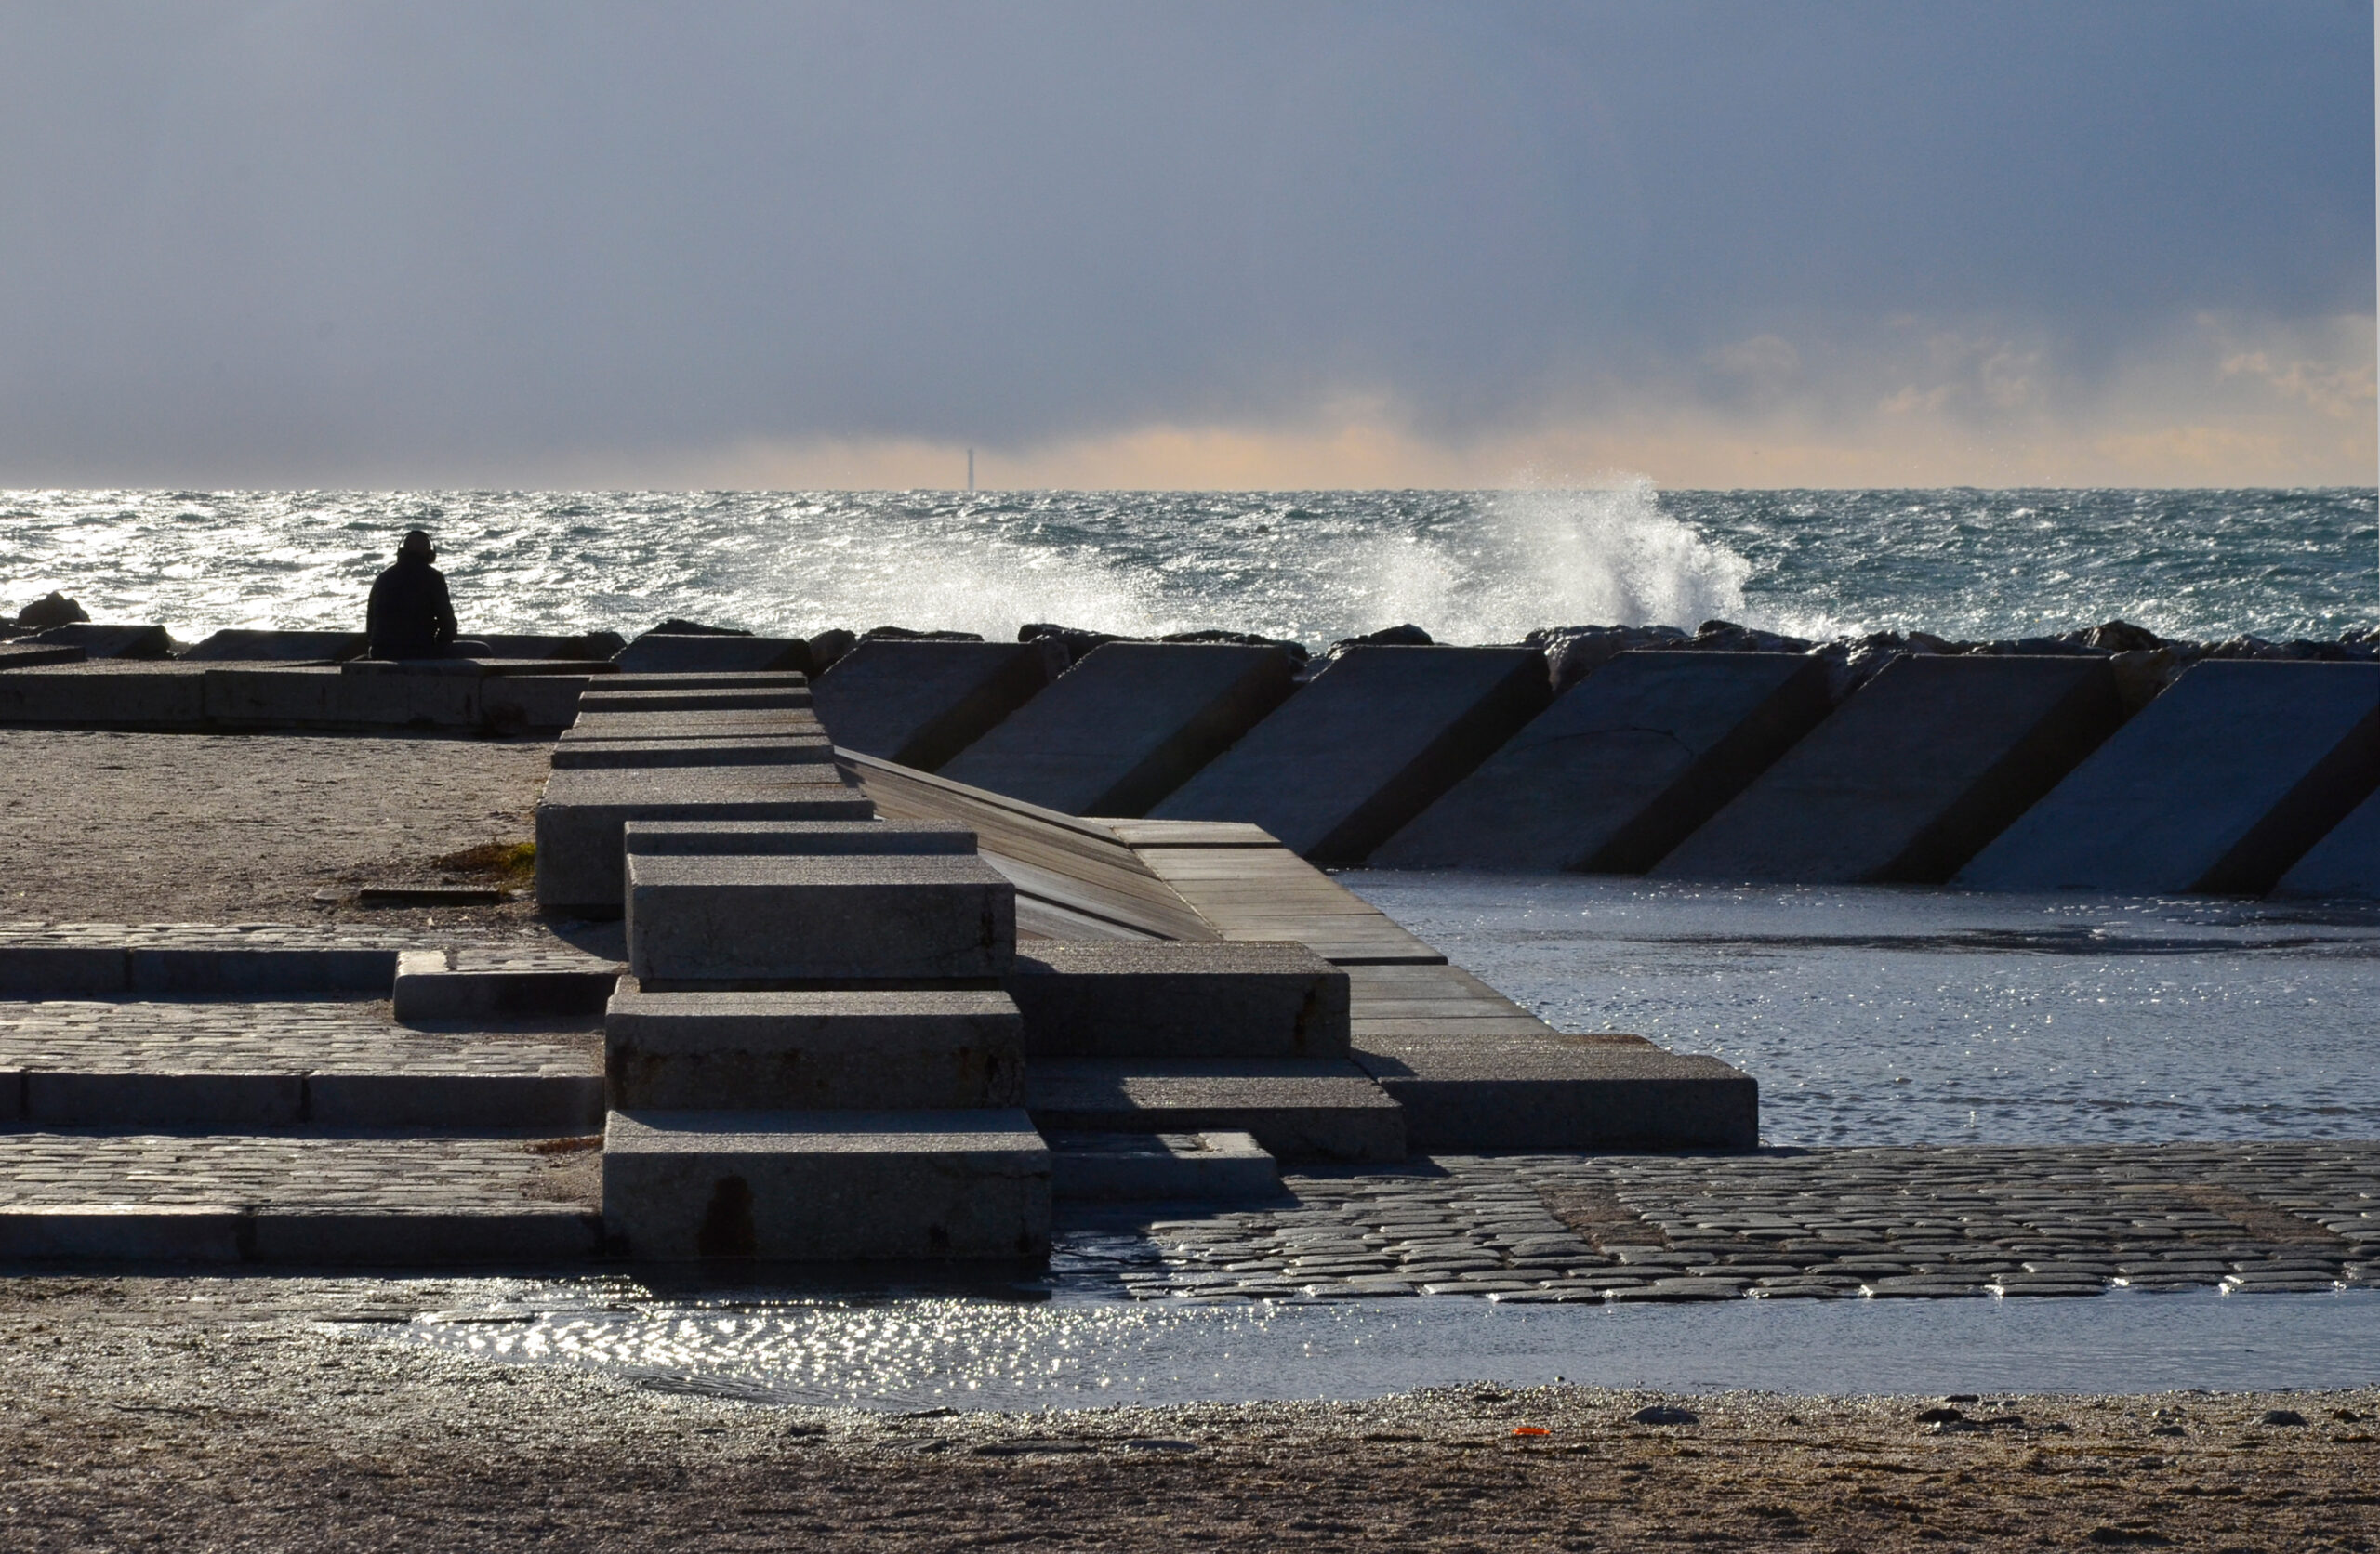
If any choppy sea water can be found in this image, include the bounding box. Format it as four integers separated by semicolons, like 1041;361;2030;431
1341;876;2380;1149
3;485;2373;647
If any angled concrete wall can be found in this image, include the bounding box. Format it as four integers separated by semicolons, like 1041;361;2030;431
1148;646;1550;861
1654;653;2127;884
1958;661;2380;895
2269;788;2380;900
938;641;1297;816
1375;651;1831;872
812;639;1065;770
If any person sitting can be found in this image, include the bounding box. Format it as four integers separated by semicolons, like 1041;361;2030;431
365;530;488;658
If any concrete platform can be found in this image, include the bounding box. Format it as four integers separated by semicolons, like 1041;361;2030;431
549;735;835;769
1149;646;1551;862
1004;942;1350;1060
178;629;365;663
602;1108;1051;1260
1048;1130;1279;1202
575;685;813;715
0;998;602;1130
621;817;976;857
1654;653;2128;884
1956;661;2380;895
613;632;811;675
603;986;1024;1110
2270;788;2380;899
1024;1060;1405;1163
0;667;208;727
939;642;1298;816
534;766;875;915
625;853;1016;981
390;947;621;1022
1375;651;1832;872
811;639;1066;770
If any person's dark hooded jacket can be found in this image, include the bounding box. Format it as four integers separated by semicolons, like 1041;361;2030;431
366;554;458;657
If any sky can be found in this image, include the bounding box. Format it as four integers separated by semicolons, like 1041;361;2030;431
0;1;2372;490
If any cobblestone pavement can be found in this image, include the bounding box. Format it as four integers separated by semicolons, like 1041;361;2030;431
0;999;597;1074
0;1128;598;1206
1056;1143;2380;1301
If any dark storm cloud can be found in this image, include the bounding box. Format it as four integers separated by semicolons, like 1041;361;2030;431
0;0;2367;481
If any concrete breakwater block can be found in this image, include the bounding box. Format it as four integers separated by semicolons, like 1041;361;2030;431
1654;654;2127;884
811;639;1066;769
472;633;615;661
1149;646;1551;862
534;767;874;914
1048;1131;1280;1202
614;632;812;675
27;623;174;660
576;685;812;715
2270;788;2380;899
1024;1060;1405;1162
604;987;1025;1110
178;629;366;663
0;645;88;669
390;948;621;1022
1376;651;1832;872
593;671;811;693
1957;661;2380;895
602;1109;1051;1260
1004;942;1350;1060
623;817;976;857
939;642;1298;816
626;853;1016;981
203;666;479;729
549;736;835;770
0;667;207;727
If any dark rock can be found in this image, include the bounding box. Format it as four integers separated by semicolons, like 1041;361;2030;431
1629;1405;1699;1427
1330;623;1434;652
1915;1405;1967;1423
2082;619;2165;653
1160;628;1311;665
15;591;87;630
1811;641;1903;703
1020;622;1133;665
2108;648;2178;711
1527;624;1691;694
1686;620;1812;654
581;629;628;660
2259;1408;2307;1427
649;617;751;637
1905;631;1958;654
806;628;857;672
862;625;985;641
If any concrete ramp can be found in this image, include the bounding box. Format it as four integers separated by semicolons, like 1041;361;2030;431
1958;661;2380;895
939;641;1296;815
1376;651;1830;872
812;639;1064;770
1654;654;2126;884
2270;789;2380;900
1149;646;1550;861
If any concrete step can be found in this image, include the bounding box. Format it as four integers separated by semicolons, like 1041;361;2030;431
533;765;875;915
549;735;836;769
604;985;1025;1110
1656;653;2127;884
576;686;814;715
1375;651;1832;871
0;998;602;1129
1024;1059;1405;1163
1004;941;1350;1060
0;928;411;997
390;947;621;1021
562;709;824;740
939;641;1298;816
1350;1029;1758;1152
1048;1130;1280;1202
625;853;1015;981
1149;645;1552;862
620;817;975;858
811;639;1067;770
0;1127;602;1263
602;1108;1051;1260
1957;660;2380;895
